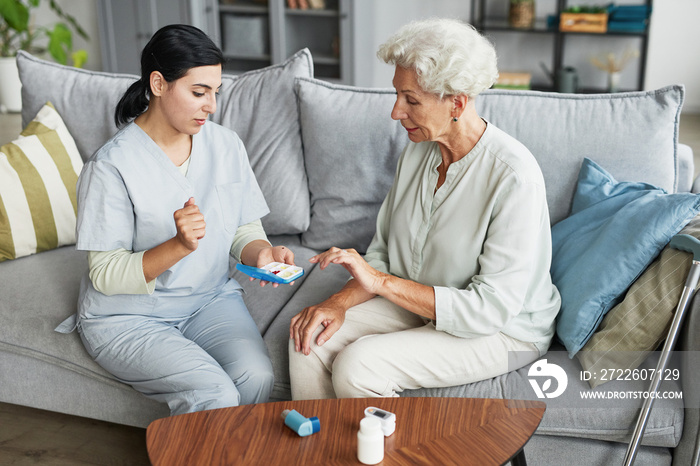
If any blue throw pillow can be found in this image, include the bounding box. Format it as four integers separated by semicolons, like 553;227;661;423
552;158;700;358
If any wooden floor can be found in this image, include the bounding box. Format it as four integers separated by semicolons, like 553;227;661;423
1;111;699;465
0;402;149;465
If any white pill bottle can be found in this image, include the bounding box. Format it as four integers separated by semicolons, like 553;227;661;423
357;416;384;464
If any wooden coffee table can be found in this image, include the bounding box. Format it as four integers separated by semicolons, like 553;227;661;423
147;397;545;465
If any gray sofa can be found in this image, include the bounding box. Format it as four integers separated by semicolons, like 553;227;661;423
2;49;698;465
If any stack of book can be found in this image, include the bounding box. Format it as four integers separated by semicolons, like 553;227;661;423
287;0;325;9
493;72;532;90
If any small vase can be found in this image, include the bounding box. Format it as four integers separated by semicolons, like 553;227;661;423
509;2;535;29
607;71;621;93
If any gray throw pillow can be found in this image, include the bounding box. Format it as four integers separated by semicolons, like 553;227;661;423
214;49;313;235
295;77;408;253
17;51;136;162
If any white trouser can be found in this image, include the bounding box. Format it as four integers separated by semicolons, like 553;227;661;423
289;296;540;400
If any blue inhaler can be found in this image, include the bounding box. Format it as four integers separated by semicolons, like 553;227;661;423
281;409;321;437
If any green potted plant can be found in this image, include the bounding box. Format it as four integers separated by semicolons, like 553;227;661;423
0;0;89;112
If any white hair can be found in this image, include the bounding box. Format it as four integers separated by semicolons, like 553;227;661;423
377;18;499;98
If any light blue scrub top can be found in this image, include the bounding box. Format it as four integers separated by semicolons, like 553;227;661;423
72;121;269;324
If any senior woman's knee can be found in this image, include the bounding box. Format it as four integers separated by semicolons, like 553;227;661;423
332;340;392;398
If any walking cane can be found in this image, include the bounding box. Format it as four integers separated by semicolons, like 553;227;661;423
623;234;700;465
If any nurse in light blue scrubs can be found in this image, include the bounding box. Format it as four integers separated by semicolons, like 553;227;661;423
57;25;291;415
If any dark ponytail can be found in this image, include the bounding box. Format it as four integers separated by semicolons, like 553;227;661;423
114;80;149;127
114;24;224;127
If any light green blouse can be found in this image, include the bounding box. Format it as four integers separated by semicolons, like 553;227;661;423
364;122;561;354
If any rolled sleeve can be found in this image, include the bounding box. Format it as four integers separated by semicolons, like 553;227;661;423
88;249;155;296
229;219;269;263
434;284;516;338
75;159;135;251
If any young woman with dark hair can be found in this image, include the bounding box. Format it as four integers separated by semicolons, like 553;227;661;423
56;24;291;414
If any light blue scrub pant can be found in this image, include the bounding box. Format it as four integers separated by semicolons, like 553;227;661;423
78;290;273;415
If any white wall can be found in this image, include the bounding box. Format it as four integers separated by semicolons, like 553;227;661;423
352;0;470;88
645;0;700;113
34;0;102;71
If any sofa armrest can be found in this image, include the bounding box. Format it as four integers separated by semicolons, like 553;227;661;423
678;143;694;193
673;292;700;465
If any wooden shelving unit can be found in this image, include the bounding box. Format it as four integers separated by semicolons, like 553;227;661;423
471;0;652;93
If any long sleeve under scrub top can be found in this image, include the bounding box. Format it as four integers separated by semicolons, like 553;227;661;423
87;157;269;296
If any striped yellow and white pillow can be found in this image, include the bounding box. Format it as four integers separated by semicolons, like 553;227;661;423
0;102;83;261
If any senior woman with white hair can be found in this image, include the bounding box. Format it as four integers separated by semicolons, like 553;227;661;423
289;18;561;399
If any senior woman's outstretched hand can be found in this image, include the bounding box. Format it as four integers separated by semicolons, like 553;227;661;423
311;247;385;293
289;247;385;355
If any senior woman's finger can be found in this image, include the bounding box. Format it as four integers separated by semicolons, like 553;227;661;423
298;312;326;355
291;307;316;353
290;309;309;348
310;247;344;265
290;312;301;339
319;248;357;270
316;319;342;348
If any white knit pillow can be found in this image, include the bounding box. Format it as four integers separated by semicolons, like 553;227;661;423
0;102;83;261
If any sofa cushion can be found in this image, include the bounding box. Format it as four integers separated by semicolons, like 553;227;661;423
0;102;82;261
402;344;684;449
577;212;700;387
262;260;352;401
552;158;700;357
475;86;685;225
296;77;408;253
17;51;136;162
523;429;672;466
230;234;320;335
0;246;119;387
0;245;169;427
214;49;314;235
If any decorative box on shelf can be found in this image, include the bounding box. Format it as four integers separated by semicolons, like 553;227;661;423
222;16;269;57
607;4;651;33
493;72;532;90
559;12;608;33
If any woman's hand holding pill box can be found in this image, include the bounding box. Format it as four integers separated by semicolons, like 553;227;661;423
236;262;304;284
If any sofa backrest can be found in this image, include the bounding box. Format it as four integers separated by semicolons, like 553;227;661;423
17;50;685;242
475;87;684;224
293;78;685;251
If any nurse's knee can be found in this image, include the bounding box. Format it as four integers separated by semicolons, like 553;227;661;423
231;358;274;405
209;382;242;409
169;377;241;415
